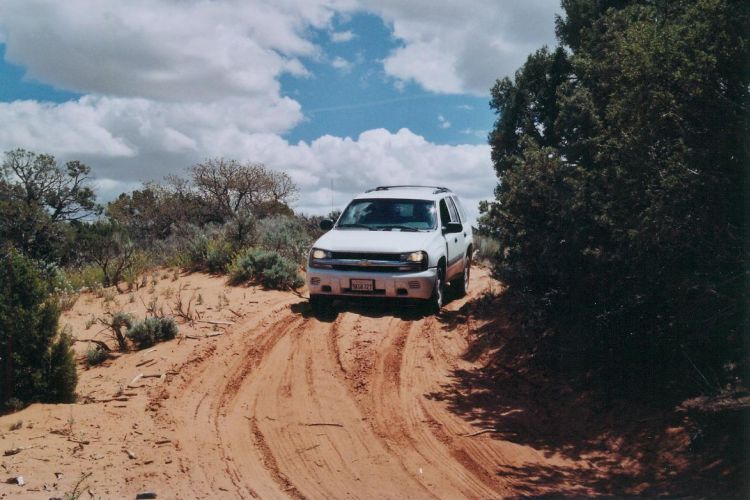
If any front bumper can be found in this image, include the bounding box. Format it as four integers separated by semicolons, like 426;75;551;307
307;267;437;300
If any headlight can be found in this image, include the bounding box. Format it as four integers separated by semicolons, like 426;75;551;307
309;248;333;268
311;248;332;260
400;251;427;263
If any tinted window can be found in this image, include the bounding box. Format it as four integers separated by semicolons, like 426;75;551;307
450;195;466;222
439;199;451;225
445;197;460;223
338;198;437;230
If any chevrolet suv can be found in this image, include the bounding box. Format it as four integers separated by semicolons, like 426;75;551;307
307;185;473;314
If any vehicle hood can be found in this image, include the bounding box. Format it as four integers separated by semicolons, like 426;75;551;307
313;229;435;254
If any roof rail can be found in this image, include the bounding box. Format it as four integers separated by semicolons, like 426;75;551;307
365;185;452;194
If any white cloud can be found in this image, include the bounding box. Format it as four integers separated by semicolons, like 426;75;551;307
437;114;451;129
246;128;496;222
331;56;353;73
363;0;561;95
0;1;560;99
330;30;355;42
0;98;494;220
0;0;518;222
0;0;356;101
460;128;487;139
0;95;303;181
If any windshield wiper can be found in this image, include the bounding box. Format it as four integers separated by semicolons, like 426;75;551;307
337;223;375;230
377;225;420;232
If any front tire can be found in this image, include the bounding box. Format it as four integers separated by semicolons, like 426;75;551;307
310;295;332;317
453;255;470;297
426;267;445;314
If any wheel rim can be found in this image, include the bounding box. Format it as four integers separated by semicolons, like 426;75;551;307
463;260;470;293
435;271;444;308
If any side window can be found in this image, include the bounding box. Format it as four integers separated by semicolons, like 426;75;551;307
439;199;452;226
450;196;466;222
445;197;460;223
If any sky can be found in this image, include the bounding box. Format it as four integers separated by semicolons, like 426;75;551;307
0;0;561;220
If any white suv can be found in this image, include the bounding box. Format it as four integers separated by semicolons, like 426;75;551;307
307;185;473;314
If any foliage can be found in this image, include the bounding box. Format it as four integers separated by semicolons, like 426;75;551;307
190;158;297;242
257;215;312;264
77;220;138;292
126;316;178;349
228;248;304;290
183;226;236;273
481;0;748;397
61;264;106;291
0;149;100;263
106;178;211;244
472;232;501;264
0;248;77;410
121;250;153;290
98;312;134;351
45;332;78;403
85;345;107;367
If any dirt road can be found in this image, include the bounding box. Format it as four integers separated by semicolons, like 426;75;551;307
0;268;580;498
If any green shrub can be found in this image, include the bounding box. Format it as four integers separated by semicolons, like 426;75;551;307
127;316;179;349
185;230;235;273
62;264;106;291
121;250;153;290
473;234;500;264
45;264;81;311
481;0;747;398
228;248;303;289
165;250;191;269
205;239;235;273
45;333;78;403
0;249;78;410
260;258;305;290
227;249;260;284
86;345;108;367
102;312;134;351
257;215;312;264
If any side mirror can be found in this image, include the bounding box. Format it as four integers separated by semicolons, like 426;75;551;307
442;222;463;234
319;219;334;231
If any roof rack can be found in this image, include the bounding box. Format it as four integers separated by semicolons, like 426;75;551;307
365;185;452;194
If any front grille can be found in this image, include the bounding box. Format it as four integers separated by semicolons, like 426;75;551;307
313;251;425;273
408;281;421;289
332;264;402;273
331;251;401;261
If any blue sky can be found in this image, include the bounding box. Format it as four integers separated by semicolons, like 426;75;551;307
0;1;560;217
281;13;494;145
0;45;81;103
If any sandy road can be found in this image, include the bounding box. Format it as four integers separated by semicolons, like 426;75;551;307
150;267;561;499
1;267;577;498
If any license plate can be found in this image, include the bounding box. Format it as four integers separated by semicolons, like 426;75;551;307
350;279;374;291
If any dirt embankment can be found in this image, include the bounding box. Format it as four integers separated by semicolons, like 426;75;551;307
0;267;741;498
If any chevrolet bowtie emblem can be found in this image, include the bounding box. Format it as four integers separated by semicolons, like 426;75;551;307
360;260;370;266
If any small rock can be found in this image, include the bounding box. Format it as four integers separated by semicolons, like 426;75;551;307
135;492;157;499
6;476;24;485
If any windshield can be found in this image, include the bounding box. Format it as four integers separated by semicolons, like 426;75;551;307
337;198;437;231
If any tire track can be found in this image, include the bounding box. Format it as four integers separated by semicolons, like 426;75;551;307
213;312;309;498
157;268;521;498
234;311;433;499
163;295;302;497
